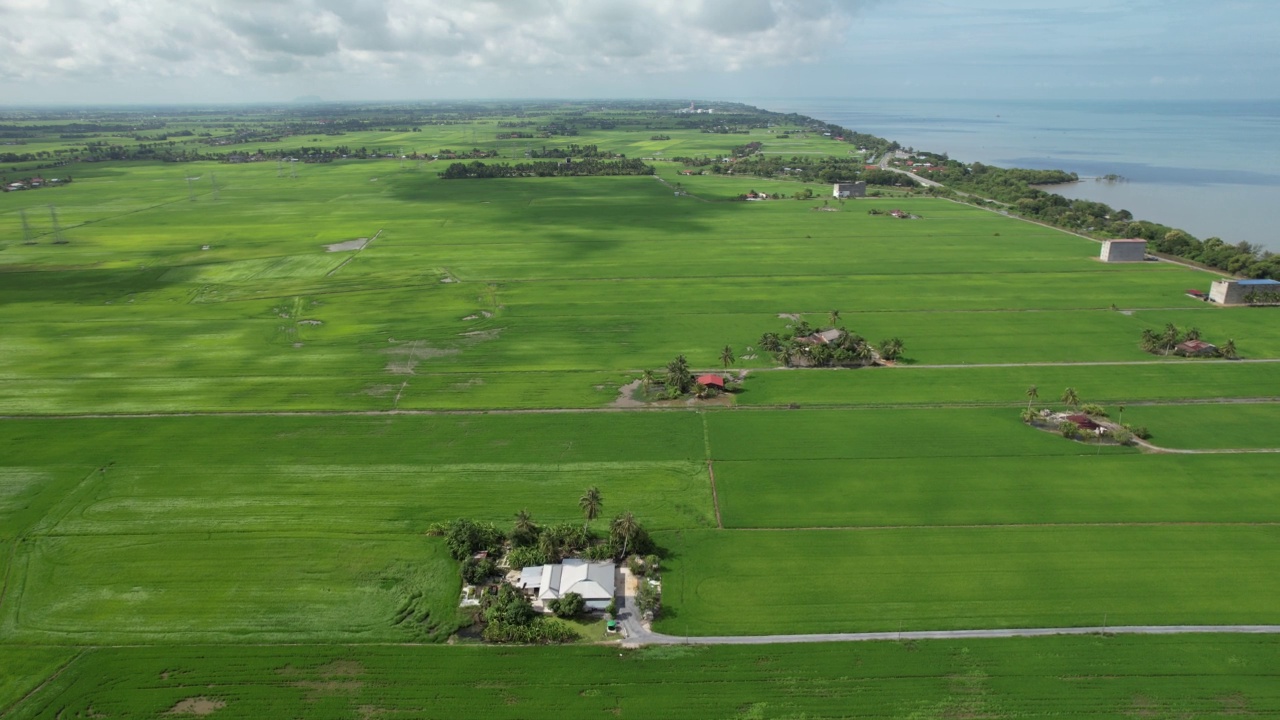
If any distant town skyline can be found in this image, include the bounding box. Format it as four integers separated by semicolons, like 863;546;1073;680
1;0;1277;106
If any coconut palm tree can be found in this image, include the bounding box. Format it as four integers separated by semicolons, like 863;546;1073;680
1061;387;1081;409
758;332;782;353
1184;327;1201;341
828;309;841;327
720;345;735;368
579;487;602;531
1221;339;1238;359
1160;323;1182;355
611;511;641;556
1140;328;1158;353
512;509;537;545
665;355;692;394
640;369;655;392
1025;384;1038;410
879;337;904;362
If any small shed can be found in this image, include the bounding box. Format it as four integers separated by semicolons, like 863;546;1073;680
696;374;726;389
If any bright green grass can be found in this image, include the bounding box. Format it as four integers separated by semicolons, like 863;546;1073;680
0;647;76;714
737;361;1280;407
0;413;705;468
6;162;1259;415
1;534;459;644
37;461;712;536
656;526;1280;636
8;637;1280;719
1121;402;1280;449
714;454;1280;528
705;407;1134;461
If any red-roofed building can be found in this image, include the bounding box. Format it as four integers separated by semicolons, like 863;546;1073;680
696;374;725;389
1065;414;1102;432
1176;339;1217;357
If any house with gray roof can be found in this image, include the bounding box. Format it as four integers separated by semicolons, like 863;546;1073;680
518;559;616;610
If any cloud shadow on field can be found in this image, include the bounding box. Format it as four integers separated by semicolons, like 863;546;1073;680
0;266;177;305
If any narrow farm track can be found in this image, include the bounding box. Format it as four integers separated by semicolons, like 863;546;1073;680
622;624;1280;648
3;394;1279;421
727;521;1280;532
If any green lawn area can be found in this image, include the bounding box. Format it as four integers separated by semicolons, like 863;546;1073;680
656;526;1280;636
6;637;1280;719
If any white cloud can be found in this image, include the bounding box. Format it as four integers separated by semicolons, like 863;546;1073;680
0;0;862;83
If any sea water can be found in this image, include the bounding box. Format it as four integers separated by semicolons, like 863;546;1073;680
746;98;1280;251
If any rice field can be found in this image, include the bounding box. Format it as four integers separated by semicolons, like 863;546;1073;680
3;104;1279;714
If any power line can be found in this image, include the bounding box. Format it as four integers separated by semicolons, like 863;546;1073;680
19;208;34;244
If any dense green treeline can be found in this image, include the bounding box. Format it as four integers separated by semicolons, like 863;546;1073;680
929;160;1280;279
439;158;654;178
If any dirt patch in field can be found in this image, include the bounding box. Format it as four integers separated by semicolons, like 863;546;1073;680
166;697;226;716
612;379;645;408
318;660;365;677
325;238;369;252
383;342;460;374
363;384;399;396
459;328;503;341
777;313;802;322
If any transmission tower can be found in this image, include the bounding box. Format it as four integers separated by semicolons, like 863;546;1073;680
49;205;66;244
210;173;219;201
19;208;34;244
186;176;196;202
277;159;284;178
290;159;297;179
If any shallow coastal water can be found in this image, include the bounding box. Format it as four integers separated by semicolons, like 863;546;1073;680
745;97;1280;251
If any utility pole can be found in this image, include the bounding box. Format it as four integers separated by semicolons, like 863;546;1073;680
49;205;66;244
19;208;34;244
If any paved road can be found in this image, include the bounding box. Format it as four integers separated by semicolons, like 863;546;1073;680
621;624;1280;648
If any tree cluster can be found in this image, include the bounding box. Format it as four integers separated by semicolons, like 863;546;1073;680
1139;324;1236;358
927;161;1280;281
439;158;654;179
758;315;903;368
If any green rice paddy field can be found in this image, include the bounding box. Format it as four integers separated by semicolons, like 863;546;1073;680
3;110;1280;715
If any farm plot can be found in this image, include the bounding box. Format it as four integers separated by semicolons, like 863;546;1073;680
655;525;1280;636
704;407;1131;461
736;360;1280;408
6;636;1280;719
1119;402;1280;449
1;533;459;644
712;453;1280;528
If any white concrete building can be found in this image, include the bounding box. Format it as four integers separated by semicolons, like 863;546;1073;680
1100;239;1148;262
1209;278;1280;305
833;181;866;198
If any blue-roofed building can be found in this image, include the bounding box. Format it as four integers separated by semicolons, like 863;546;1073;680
1210;278;1280;304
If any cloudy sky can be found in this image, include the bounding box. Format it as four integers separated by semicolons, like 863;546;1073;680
0;0;1276;105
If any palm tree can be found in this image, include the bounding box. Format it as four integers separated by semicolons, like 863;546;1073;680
758;332;782;353
1025;384;1038;410
1061;387;1081;410
1184;327;1201;341
665;355;692;394
720;344;735;368
828;309;841;327
611;511;640;557
1140;328;1158;353
1221;339;1238;359
1117;404;1126;425
514;509;535;536
879;337;904;362
1160;323;1181;355
640;369;655;392
579;486;602;531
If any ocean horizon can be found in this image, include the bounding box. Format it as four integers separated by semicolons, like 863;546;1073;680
745;97;1280;252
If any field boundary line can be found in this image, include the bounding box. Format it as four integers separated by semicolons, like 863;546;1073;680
707;460;723;530
725;521;1280;532
0;648;86;719
626;624;1280;647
